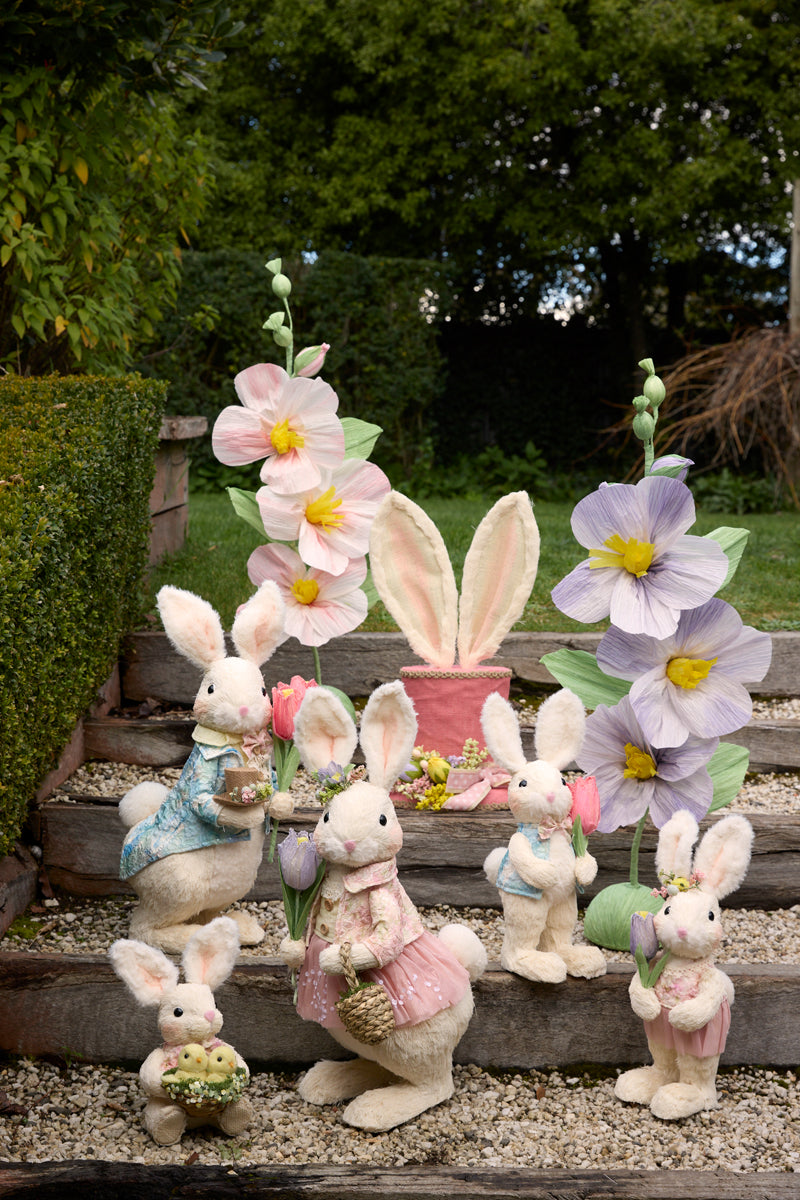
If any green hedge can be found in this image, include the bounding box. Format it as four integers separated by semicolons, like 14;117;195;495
0;375;166;857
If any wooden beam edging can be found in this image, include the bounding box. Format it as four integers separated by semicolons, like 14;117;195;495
0;1162;795;1200
120;630;800;702
0;955;797;1070
31;805;800;910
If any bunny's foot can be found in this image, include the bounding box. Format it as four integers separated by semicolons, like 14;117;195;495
144;1100;187;1146
649;1053;720;1120
342;1078;454;1132
503;946;567;984
615;1043;679;1105
559;943;607;979
226;909;265;946
217;1097;254;1137
299;1058;397;1105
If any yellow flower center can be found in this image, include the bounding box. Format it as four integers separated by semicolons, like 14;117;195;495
291;577;320;606
623;742;657;780
305;486;344;531
666;655;718;689
589;533;655;577
269;418;305;455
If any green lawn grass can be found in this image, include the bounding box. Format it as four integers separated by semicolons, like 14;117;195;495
146;492;800;633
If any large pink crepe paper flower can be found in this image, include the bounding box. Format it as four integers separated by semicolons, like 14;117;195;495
577;695;718;833
248;543;368;647
551;475;729;639
596;597;772;748
256;458;391;576
211;362;345;494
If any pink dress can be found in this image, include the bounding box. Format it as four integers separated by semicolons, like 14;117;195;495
296;859;470;1030
644;964;731;1057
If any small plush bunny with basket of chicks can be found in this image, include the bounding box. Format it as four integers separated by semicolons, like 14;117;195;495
109;916;251;1145
616;808;753;1120
119;581;294;953
278;680;488;1131
481;687;607;983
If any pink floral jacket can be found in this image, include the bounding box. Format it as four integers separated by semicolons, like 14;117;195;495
310;859;424;968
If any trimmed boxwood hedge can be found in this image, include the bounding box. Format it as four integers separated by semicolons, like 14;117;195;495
0;375;167;857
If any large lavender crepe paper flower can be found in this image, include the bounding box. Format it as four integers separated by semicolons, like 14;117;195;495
552;475;729;639
577;695;718;833
596;597;772;748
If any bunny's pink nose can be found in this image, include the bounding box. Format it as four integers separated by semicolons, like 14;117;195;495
344;840;356;853
239;705;249;717
204;1010;216;1023
677;928;688;940
545;792;555;804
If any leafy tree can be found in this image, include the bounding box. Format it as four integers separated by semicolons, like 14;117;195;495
0;1;242;374
185;0;800;354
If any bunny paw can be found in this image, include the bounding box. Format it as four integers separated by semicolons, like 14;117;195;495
342;1080;454;1132
503;948;567;984
299;1058;395;1105
650;1082;716;1120
228;910;265;946
560;944;607;979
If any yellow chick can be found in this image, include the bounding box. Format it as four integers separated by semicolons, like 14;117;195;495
205;1043;237;1083
172;1043;209;1081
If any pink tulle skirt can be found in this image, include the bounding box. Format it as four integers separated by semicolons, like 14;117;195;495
296;931;471;1030
645;997;731;1058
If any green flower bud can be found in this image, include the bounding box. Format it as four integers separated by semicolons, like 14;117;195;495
265;258;282;275
633;411;655;440
271;273;292;299
632;394;648;413
272;325;293;348
643;374;666;407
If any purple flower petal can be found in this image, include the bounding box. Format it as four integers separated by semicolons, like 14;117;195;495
647;769;712;828
551;560;617;623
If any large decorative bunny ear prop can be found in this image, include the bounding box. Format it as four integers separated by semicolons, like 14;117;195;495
157;586;227;670
293;686;359;774
360;681;418;791
534;689;585;771
182;916;241;991
109;939;180;1006
655;810;699;880
231;580;286;666
369;490;539;670
369;492;458;669
692;813;754;900
481;693;527;774
457;492;540;669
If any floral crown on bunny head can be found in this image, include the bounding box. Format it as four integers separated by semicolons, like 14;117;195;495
369;491;540;811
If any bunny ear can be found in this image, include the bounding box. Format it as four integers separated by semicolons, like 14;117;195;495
293;686;358;773
655;810;699;880
457;492;540;669
534;689;585;771
182;917;240;990
481;693;527;774
108;939;179;1006
359;681;418;791
369;492;458;669
692;814;754;900
157;586;226;670
231;580;286;666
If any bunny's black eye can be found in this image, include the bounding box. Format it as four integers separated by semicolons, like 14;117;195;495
323;810;330;823
663;906;670;916
207;683;214;694
379;813;387;826
708;911;715;921
173;1007;184;1017
518;779;528;788
262;687;267;696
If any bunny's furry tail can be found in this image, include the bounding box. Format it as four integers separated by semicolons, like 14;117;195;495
119;781;169;829
438;924;488;982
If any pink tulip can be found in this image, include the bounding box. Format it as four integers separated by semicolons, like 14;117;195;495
271;676;317;740
568;774;601;836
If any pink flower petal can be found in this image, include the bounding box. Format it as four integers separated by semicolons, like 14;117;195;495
234;363;289;411
212;407;269;466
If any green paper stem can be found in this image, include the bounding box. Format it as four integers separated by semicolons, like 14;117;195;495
572;814;588;858
312;646;322;685
629;809;649;887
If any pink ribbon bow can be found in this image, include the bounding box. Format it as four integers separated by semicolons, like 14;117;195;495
442;762;512;811
242;729;272;760
538;815;574;840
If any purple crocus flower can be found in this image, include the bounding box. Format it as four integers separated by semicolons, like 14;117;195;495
277;828;320;891
596;597;772;748
551;475;729;639
577;695;718;833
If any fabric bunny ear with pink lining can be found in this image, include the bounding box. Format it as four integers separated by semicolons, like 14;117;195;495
369;491;540;670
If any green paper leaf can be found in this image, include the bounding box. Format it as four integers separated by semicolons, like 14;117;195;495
704;526;749;588
265;257;282;275
362;567;379;609
227;487;266;536
540;649;631;710
707;741;750;811
320;685;356;722
342;417;383;460
583;881;662;951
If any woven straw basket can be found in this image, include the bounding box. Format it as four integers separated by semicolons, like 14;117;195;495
335;941;395;1046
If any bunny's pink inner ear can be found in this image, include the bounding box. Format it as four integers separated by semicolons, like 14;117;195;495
108;940;179;1006
157;586;226;670
360;681;417;790
533;689;585;771
182;917;240;991
655;810;699;880
692;814;754;900
458;492;540;670
231;580;287;666
293;687;358;773
481;692;526;773
369;492;458;669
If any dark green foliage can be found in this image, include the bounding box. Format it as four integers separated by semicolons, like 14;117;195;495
136;248;446;483
0;374;166;856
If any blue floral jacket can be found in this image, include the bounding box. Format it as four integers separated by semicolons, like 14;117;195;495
495;823;551;900
119;729;255;880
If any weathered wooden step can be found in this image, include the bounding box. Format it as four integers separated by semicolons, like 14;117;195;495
120;629;800;701
1;1162;794;1200
0;954;796;1070
82;712;800;771
29;806;800;909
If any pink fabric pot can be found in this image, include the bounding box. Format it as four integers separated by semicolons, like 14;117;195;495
392;665;512;809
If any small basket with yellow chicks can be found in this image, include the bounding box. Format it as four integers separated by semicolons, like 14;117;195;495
161;1043;248;1118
